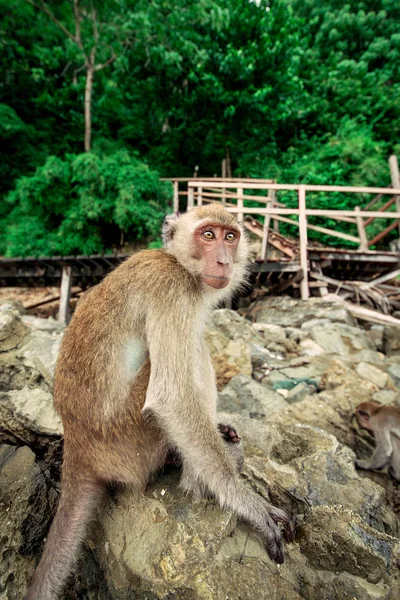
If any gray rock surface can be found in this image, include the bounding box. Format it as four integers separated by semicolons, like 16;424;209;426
218;374;288;418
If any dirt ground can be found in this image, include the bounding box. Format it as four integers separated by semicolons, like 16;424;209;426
0;286;82;318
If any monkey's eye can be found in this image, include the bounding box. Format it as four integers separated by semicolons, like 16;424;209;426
202;230;215;240
225;232;236;241
357;410;370;419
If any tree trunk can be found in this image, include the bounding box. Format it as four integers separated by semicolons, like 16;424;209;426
84;64;94;152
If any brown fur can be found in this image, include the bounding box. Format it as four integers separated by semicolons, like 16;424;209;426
355;401;400;482
24;206;293;600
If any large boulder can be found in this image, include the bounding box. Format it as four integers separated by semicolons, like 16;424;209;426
88;415;399;600
250;295;354;328
218;374;288;418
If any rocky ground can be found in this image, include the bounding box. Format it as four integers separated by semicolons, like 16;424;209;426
1;295;400;599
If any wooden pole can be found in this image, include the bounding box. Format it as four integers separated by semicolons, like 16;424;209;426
187;186;194;210
173;181;179;213
237;188;244;223
355;206;368;251
221;159;227;206
58;266;72;324
298;185;309;300
197;186;203;206
389;155;400;236
260;214;271;260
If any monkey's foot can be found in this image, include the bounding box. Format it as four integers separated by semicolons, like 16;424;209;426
269;507;296;543
218;423;241;444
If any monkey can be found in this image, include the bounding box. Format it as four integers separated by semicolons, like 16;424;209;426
24;204;294;600
354;401;400;482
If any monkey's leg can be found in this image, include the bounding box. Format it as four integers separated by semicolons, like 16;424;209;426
355;431;392;471
24;467;103;600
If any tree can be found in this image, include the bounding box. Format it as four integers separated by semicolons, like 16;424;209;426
23;0;123;151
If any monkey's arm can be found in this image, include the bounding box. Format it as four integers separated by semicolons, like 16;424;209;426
144;302;294;563
355;429;392;471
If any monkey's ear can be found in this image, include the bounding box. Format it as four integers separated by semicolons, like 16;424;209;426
162;213;180;247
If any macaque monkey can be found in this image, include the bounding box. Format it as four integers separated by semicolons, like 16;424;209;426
354;401;400;482
25;204;294;600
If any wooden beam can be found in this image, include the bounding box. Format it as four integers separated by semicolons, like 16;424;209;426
298;185;309;300
187;187;194;210
363;197;395;226
58;266;72;324
173;181;179;213
361;268;400;289
237;187;244;224
189;181;400;195
197;186;203;206
355;206;368;251
389;155;400;236
368;220;400;246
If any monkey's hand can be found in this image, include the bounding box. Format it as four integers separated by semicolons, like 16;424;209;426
218;423;241;444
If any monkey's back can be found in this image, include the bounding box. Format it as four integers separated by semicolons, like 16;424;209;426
53;249;200;429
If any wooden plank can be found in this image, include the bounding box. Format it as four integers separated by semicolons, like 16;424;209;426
199;190;284;205
187;187;194;210
197;186;203;206
237;188;244;224
298;185;309;300
355;206;368;251
344;302;400;326
272;214;358;241
58;265;72;324
260;213;271;260
251;262;302;273
361;268;400;289
173;181;179;212
363;193;383;211
389;155;400;236
189;181;400;194
363;197;395;226
368;220;400;246
221;160;227;206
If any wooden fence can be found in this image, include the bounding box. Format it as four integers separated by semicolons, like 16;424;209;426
163;155;400;300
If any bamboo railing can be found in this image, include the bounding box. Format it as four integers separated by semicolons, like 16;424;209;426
163;156;400;300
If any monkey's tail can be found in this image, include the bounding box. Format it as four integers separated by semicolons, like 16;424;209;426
24;474;103;600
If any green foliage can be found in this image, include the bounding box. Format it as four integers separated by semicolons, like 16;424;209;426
3;152;171;256
1;0;399;254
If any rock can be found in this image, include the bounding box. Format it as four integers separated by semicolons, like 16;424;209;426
372;390;400;405
251;322;286;345
206;311;253;388
0;387;63;441
388;364;400;387
298;338;325;357
285;382;316;404
19;328;63;380
0;445;55;599
218;374;288;419
356;362;389;389
88;415;399;600
0;299;26;314
350;349;386;366
250;344;285;369
271;360;378;449
383;324;400;356
0;304;29;352
310;322;375;356
252;296;354;328
367;325;384;352
297;506;396;584
277;355;335;388
22;315;65;333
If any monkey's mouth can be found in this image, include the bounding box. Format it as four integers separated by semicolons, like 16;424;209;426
203;274;230;289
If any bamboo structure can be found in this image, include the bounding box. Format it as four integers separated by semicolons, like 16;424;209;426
164;165;400;300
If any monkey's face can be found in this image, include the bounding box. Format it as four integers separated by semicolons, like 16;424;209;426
355;402;378;431
193;222;241;289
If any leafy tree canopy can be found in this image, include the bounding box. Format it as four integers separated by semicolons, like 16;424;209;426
1;0;399;255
